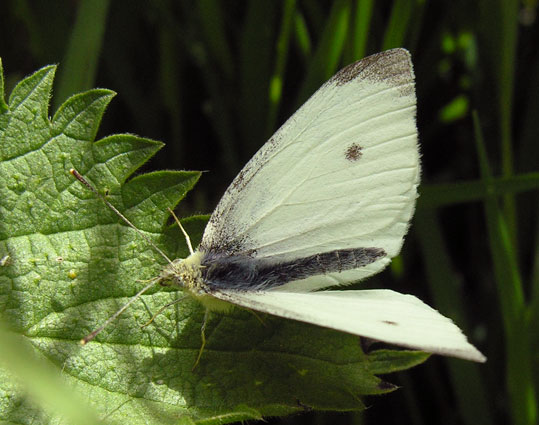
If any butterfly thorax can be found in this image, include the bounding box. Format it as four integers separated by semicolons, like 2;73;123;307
158;250;235;312
159;250;207;294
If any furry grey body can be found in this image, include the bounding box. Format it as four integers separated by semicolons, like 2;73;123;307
200;247;386;291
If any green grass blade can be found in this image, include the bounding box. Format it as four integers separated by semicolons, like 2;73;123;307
238;1;275;151
477;0;519;247
530;218;539;377
473;112;537;425
351;0;374;59
197;0;234;79
157;27;185;168
266;0;297;137
294;0;351;107
415;209;492;425
382;0;414;50
496;0;519;236
54;0;110;109
293;11;312;59
405;0;426;52
516;29;539;341
418;172;539;208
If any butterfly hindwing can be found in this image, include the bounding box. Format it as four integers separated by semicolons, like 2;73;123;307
211;289;486;362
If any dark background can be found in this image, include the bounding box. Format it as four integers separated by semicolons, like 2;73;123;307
1;1;538;424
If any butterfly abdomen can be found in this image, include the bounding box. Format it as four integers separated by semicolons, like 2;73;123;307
201;247;386;291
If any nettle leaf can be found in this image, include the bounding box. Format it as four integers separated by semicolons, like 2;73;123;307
0;61;429;425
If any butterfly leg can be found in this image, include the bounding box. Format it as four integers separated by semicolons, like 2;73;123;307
193;308;210;370
248;308;266;326
141;295;188;329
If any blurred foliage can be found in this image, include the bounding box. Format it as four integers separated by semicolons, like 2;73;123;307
0;0;538;424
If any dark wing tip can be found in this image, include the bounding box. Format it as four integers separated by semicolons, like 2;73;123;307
331;48;414;88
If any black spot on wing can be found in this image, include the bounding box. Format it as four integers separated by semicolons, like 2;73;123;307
345;143;362;161
382;320;398;326
200;247;386;291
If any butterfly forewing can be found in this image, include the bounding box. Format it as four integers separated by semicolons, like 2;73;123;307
201;48;419;292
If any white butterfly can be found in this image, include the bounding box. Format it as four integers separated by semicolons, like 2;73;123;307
73;48;484;362
157;48;486;363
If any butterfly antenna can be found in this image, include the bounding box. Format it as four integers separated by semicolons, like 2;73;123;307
70;169;174;265
167;207;194;255
80;279;158;344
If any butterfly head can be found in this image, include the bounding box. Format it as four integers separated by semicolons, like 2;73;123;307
159;250;207;294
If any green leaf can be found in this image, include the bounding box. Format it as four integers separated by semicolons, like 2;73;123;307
0;61;429;424
0;58;7;113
